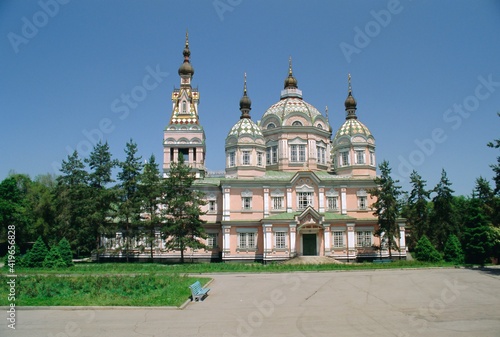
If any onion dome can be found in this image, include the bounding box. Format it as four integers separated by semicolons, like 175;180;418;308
334;74;373;140
284;57;298;89
344;73;357;115
239;73;252;113
227;74;263;140
178;31;194;77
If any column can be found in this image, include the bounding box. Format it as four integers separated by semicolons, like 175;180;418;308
173;148;179;163
399;222;406;251
287;187;292;213
341;187;347;215
222;186;231;221
222;225;231;259
346;222;355;261
262;224;272;260
289;222;297;257
319;187;325;213
323;225;330;255
188;148;193;164
263;187;269;218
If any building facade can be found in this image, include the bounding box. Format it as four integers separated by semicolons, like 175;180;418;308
104;34;406;262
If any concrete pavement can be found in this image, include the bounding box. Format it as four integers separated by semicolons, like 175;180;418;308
2;267;500;337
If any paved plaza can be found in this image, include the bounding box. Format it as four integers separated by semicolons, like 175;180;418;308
2;267;500;337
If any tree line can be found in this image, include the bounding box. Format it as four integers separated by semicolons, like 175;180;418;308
0;139;206;263
371;113;500;265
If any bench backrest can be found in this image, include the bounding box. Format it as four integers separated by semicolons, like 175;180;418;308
190;281;202;293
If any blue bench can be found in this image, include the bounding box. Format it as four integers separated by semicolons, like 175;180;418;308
189;280;210;302
373;259;393;263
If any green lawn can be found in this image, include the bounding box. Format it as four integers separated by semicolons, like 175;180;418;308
0;274;210;307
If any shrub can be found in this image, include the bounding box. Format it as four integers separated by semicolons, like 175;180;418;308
57;238;74;267
24;236;48;267
443;234;464;264
414;235;442;262
43;246;67;268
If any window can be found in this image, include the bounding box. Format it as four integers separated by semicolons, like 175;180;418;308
229;152;235;167
207;233;218;248
358;196;367;210
291;144;306;163
317;123;323;129
272;196;284;210
292;121;302;126
238;232;257;249
182;101;186;113
267;123;276;129
257;152;263;166
266;145;278;165
275;232;286;249
180;148;189;162
327;196;338;211
333;231;344;248
341;151;349;166
370;151;375;166
356;231;372;247
242;151;251;165
297;192;313;210
242;197;252;210
208;200;216;213
356;150;365;164
317;146;326;164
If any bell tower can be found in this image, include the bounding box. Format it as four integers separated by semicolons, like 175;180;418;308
163;32;206;178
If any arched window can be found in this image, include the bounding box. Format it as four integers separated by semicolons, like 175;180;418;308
267;123;276;129
317;123;323;129
292;121;302;126
182;101;187;113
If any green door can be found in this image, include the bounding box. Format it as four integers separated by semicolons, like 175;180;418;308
303;234;317;256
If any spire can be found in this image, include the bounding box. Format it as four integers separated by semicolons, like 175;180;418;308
239;72;252;118
284;56;298;89
344;73;357;119
178;30;194;78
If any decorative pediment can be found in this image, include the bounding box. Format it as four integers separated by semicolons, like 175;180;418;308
296;206;323;228
241;189;253;197
325;188;339;197
356;189;367;197
270;189;284;197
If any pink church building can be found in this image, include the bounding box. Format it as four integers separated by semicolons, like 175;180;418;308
113;34;406;263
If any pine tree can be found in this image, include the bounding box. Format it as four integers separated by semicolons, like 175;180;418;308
487;112;500;195
116;140;143;261
25;236;48;267
462;198;494;265
85;141;118;260
57;237;74;267
162;155;207;263
403;170;431;250
370;160;402;259
43;245;66;268
139;154;163;262
430;169;458;251
414;235;442;262
443;234;464;264
55;151;92;257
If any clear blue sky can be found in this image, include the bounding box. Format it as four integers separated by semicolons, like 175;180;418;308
1;0;499;196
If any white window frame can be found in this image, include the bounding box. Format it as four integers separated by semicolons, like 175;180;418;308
297;192;313;210
358;196;367;210
274;231;287;249
271;196;284;210
242;150;251;166
356;231;372;247
229;152;235;167
207;233;218;249
242;197;252;210
238;232;257;249
333;231;345;248
356;150;365;164
327;196;338;211
341;151;349;166
208;200;216;213
257;151;263;166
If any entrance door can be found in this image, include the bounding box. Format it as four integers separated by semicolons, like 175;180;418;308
303;234;317;256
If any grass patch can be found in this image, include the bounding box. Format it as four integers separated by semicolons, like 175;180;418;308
2;259;460;276
0;274;210;307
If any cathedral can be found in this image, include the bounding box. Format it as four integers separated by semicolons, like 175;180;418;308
103;33;406;262
158;33;406;262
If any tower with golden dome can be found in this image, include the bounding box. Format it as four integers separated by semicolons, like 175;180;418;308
163;32;206;178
